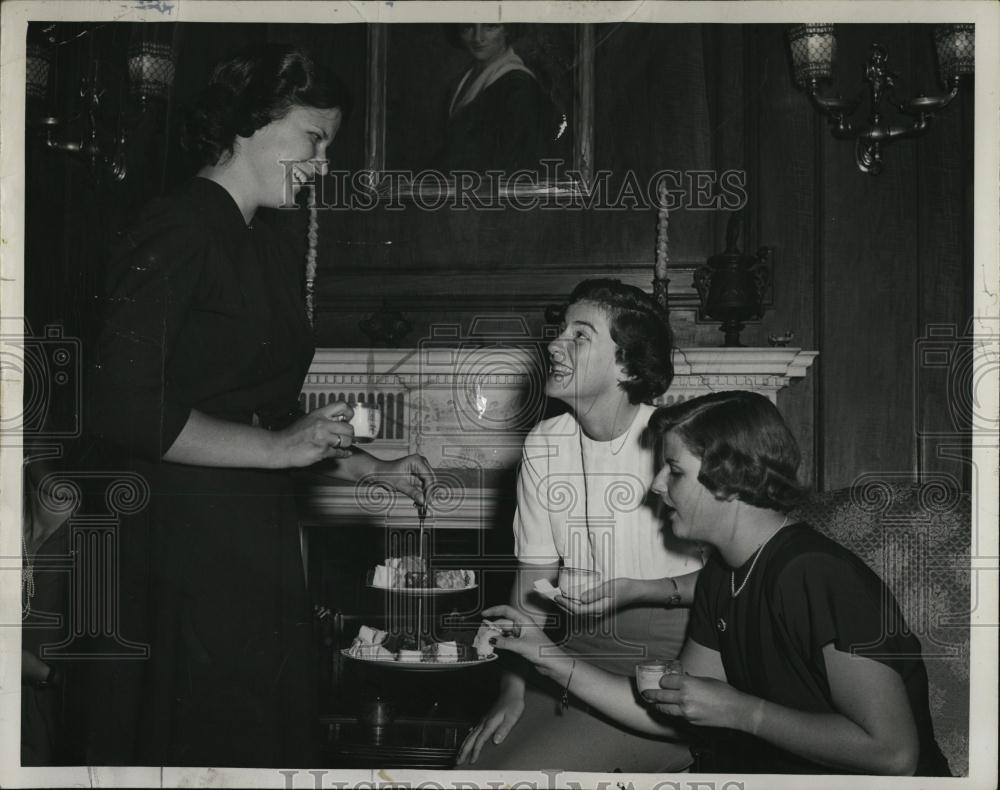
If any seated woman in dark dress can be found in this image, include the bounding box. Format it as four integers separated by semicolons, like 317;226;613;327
435;23;568;175
483;391;950;775
79;44;433;767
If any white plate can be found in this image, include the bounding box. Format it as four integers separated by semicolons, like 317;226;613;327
340;648;497;671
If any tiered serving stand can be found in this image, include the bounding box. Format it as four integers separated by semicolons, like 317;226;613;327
341;503;495;671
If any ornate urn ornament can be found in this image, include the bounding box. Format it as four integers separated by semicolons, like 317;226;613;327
694;213;771;347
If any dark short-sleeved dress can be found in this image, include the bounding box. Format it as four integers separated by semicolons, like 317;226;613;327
689;523;950;775
83;178;318;766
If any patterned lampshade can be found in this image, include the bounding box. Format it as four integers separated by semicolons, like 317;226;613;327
26;43;51;100
934;24;975;83
787;23;837;87
128;40;175;101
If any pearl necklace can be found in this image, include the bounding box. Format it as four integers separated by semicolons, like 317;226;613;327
730;515;789;598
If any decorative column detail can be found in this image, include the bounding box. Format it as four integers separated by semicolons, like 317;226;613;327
44;472;152;659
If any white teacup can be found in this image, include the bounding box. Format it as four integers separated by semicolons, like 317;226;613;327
350;403;382;443
557;567;602;601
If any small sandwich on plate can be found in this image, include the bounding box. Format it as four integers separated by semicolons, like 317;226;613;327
433;569;476;589
422;641;460;663
397;649;423;663
404;568;476;589
473;620;504;658
346;624;395;661
373;557;476;590
372;556;426;588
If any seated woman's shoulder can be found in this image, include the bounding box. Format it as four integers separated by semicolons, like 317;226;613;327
527;411;578;441
770;525;882;588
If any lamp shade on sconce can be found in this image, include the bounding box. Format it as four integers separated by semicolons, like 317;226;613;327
787;23;836;87
934;24;975;83
26;43;51;100
127;40;175;101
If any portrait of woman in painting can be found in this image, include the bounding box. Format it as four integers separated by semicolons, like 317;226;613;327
433;23;570;176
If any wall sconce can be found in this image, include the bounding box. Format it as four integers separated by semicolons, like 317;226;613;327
28;26;175;183
26;43;51;100
128;40;175;109
787;23;974;175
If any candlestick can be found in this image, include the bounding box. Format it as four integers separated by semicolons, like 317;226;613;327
305;185;319;327
655;183;670;280
654;183;670;312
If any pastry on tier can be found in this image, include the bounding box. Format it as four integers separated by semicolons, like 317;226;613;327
372;556;475;590
346;625;477;663
421;640;460;663
473;621;503;658
345;625;394;661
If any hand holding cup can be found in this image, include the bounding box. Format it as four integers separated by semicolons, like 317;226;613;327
636;658;683;699
557;567;602;603
348;402;382;443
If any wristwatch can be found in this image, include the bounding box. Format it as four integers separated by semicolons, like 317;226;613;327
666;577;682;607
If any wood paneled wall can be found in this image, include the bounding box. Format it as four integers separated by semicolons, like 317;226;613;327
751;24;972;491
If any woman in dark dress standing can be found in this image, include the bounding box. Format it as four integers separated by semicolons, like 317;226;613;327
82;44;433;767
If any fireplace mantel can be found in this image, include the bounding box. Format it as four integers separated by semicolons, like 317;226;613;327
297;346;817;529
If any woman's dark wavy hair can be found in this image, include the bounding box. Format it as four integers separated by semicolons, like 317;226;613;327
445;23;525;49
649;390;805;511
566;278;674;404
181;43;353;168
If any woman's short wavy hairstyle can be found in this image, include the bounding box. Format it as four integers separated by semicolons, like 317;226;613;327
181;43;353;168
563;278;674;404
649;390;805;511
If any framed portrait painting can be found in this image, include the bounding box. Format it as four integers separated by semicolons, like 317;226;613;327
365;22;594;200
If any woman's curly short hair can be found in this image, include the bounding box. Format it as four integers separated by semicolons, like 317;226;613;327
649;390;805;511
564;279;674;404
181;43;353;168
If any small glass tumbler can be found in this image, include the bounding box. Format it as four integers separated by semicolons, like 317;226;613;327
635;658;683;697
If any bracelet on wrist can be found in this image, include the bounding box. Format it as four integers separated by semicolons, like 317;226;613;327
666;577;682;606
559;659;577;714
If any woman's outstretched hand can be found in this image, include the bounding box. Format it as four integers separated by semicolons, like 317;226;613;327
455;605;561;766
455;684;526;765
367;454;436;506
273;402;356;467
479;605;565;675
